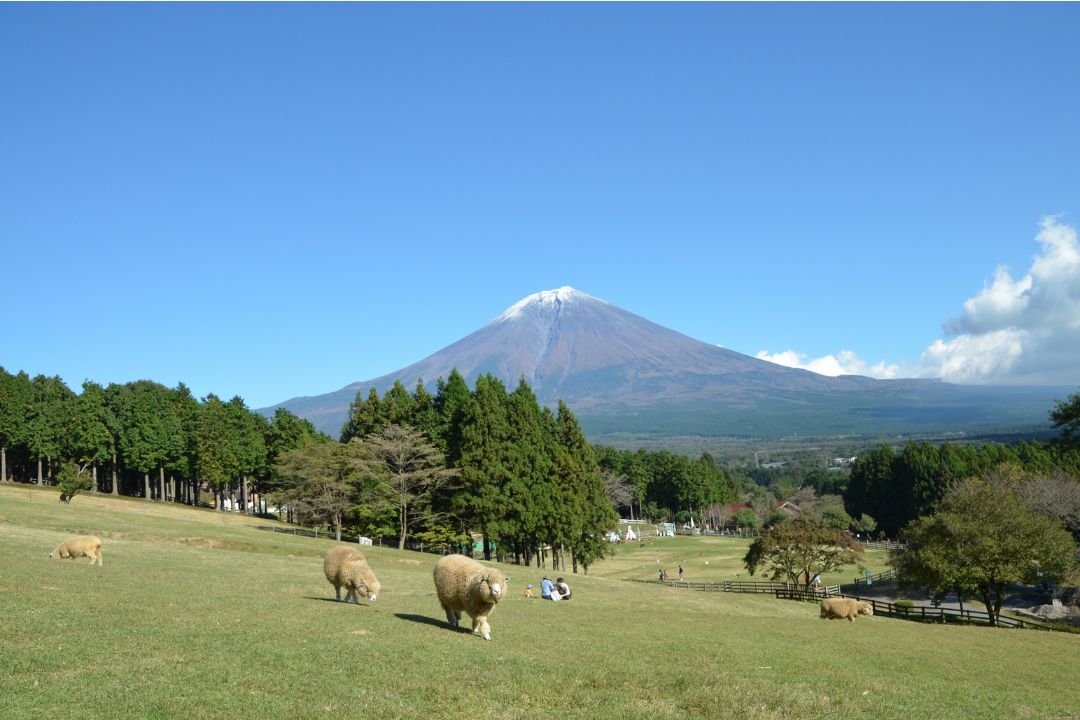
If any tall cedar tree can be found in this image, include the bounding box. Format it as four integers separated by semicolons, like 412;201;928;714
26;375;76;483
458;375;513;559
70;381;113;492
0;369;32;482
556;401;619;573
504;380;554;565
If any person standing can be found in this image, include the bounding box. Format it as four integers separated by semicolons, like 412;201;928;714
678;564;684;581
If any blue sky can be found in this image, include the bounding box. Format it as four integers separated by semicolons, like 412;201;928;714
2;3;1079;408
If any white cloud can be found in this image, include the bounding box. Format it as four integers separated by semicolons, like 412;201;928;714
755;349;904;379
918;216;1080;385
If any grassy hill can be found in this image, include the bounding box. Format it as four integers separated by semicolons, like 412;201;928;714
3;486;1078;720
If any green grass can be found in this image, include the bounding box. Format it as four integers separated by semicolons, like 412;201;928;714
588;534;892;588
2;486;1078;720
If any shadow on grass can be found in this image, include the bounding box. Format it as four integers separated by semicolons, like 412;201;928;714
302;596;364;605
394;613;468;633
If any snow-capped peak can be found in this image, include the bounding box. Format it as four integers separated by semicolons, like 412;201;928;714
496;286;601;322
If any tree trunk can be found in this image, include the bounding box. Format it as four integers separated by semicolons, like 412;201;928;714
159;465;165;502
142;473;150;499
37;456;43;485
111;451;119;496
399;503;407;551
92;463;98;494
241;476;249;514
1;446;6;483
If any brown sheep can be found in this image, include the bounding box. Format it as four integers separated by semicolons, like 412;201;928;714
49;535;103;566
433;554;508;641
324;546;381;604
820;597;874;621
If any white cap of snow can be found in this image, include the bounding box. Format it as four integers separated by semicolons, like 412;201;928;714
496;286;604;322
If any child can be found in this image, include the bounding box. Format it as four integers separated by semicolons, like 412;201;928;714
523;583;535;599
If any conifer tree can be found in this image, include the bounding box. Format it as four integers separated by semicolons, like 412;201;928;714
432;369;474;465
341;388;384;442
555;401;617;573
70;381;113;493
26;375;77;484
458;374;512;559
0;368;32;482
504;379;554;564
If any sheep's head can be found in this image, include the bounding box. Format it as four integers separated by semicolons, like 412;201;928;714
362;576;381;603
355;573;381;603
475;571;508;604
859;602;874;616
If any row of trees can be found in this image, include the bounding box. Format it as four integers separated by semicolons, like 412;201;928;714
0;367;326;510
300;372;618;572
843;439;1080;537
592;446;736;524
0;365;622;573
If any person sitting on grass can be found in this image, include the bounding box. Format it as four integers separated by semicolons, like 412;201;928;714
556;577;572;600
541;576;556;600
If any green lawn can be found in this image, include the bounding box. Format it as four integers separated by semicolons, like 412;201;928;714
2;486;1077;720
588;533;892;587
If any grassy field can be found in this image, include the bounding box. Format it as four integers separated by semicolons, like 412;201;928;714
3;485;1078;720
589;533;892;587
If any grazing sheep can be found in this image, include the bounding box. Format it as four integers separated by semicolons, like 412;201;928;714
820;597;874;621
324;546;381;604
49;535;103;566
433;554;508;641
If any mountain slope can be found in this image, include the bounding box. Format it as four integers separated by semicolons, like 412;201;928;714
264;287;1064;440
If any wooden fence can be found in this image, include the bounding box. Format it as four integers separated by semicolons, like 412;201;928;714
859;540;905;550
630;578;840;596
775;589;1075;632
847;569;898;591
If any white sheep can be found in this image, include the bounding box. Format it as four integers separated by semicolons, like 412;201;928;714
49;535;103;566
324;546;381;604
820;597;874;621
432;554;508;641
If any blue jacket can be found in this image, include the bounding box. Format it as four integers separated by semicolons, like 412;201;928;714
540;578;555;598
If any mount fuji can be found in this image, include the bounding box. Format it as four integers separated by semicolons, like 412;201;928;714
263;287;1063;442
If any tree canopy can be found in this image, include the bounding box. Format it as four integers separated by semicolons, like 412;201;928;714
891;477;1077;625
744;518;865;588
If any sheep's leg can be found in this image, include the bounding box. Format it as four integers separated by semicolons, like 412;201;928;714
346;588;358;604
477;615;491;641
441;603;459;627
335;586;342;601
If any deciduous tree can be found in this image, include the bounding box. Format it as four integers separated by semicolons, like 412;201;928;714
744;519;864;588
360;424;458;550
891;478;1077;626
